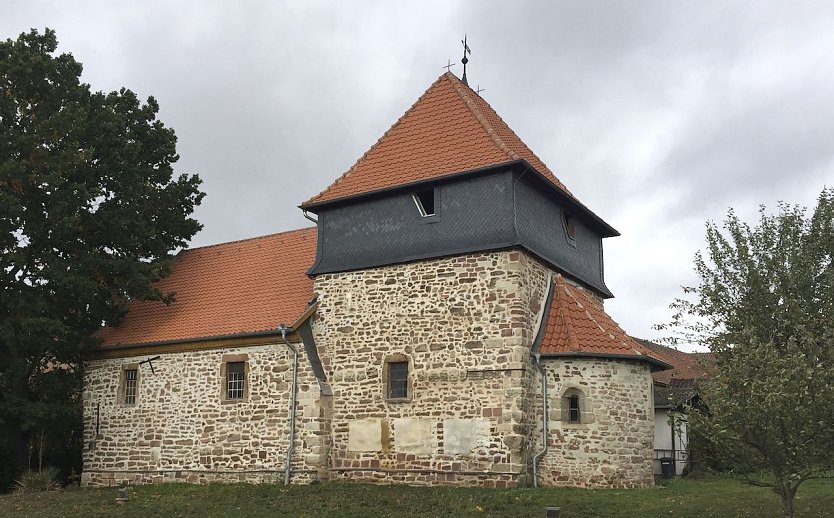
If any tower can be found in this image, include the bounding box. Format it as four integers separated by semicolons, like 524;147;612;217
302;72;667;487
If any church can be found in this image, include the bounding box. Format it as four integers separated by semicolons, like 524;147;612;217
81;69;670;489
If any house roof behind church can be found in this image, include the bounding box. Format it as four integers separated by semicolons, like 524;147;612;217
95;227;317;347
536;275;669;369
654;380;699;409
302;72;570;208
635;338;712;384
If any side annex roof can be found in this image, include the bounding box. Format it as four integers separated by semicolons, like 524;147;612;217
94;227;317;348
533;275;670;370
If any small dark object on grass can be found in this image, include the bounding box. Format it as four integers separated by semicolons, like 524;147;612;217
116;486;129;505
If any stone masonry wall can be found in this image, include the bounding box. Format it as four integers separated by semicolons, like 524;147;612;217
534;358;655;488
81;343;327;486
311;250;551;487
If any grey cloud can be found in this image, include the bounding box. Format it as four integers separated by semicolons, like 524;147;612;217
2;0;831;343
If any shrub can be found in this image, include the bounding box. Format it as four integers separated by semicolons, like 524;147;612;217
14;467;62;493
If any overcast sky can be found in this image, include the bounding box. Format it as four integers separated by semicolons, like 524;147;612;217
3;1;832;350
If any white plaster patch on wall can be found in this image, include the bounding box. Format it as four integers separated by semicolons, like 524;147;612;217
348;419;383;452
443;418;490;455
393;418;433;454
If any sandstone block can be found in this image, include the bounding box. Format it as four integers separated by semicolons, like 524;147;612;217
443;418;490;455
348;419;383;452
393;418;433;455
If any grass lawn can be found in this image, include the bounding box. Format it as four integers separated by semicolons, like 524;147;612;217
1;476;832;517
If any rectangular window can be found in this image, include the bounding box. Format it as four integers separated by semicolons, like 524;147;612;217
226;362;245;400
124;369;138;405
569;395;581;423
388;361;408;399
412;189;435;217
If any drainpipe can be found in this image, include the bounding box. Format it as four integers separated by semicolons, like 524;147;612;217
302;210;318;224
279;325;298;485
531;352;548;487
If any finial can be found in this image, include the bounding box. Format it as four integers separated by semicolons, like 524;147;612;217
476;85;485;95
443;59;455;73
461;35;471;86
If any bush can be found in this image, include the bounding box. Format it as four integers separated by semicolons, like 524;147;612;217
14;467;62;493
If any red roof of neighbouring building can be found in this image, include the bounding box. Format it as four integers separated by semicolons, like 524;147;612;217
95;227;317;347
537;275;668;368
635;338;713;384
302;72;571;207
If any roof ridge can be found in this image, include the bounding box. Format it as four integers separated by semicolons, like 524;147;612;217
553;276;581;351
447;73;571;196
562;282;607;350
446;73;521;164
564;280;643;351
182;226;315;254
304;74;450;206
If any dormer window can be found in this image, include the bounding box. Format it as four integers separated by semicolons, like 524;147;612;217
413;189;435;217
564;213;576;242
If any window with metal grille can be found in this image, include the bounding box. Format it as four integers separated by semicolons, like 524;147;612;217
226;362;245;400
388;361;408;399
569;395;581;423
124;369;137;405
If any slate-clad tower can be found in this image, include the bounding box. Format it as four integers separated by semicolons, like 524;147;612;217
303;72;667;487
303;72;615;297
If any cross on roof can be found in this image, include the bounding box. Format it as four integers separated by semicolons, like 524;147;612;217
443;59;455;72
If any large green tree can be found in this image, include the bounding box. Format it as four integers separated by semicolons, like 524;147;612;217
0;28;204;484
666;189;834;518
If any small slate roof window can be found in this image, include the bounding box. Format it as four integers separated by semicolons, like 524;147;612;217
564;213;576;240
413;189;435;217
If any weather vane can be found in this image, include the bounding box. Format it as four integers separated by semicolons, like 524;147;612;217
461;34;471;86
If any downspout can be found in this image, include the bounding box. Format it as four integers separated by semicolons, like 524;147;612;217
531;352;548;487
279;325;298;485
303;210;318;224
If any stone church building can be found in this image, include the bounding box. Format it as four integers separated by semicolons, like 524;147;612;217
81;72;669;488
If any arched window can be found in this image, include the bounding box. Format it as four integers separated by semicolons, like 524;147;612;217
561;387;589;425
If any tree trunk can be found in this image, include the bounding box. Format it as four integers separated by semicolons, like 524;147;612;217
2;421;29;475
779;485;797;518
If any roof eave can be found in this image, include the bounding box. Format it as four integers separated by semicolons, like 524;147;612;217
91;328;297;352
538;351;673;371
92;299;321;355
300;160;619;238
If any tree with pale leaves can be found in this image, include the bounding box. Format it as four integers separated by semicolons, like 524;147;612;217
663;188;834;518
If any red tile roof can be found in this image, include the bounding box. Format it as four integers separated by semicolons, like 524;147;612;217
303;72;570;207
537;275;667;367
635;339;712;384
95;227;317;347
